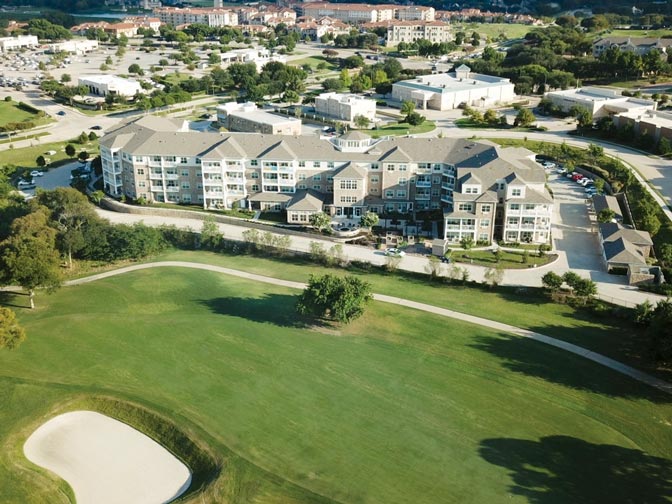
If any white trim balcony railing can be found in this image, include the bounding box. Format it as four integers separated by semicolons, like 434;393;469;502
416;180;431;188
149;173;163;180
165;186;180;193
150;185;164;192
164;173;179;180
415;194;431;200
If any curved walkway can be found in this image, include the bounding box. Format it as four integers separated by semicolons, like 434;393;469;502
66;260;672;396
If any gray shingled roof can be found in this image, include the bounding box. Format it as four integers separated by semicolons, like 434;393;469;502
248;193;292;203
603;237;647;266
287;189;325;211
333;162;367;179
599;222;653;246
340;130;370;141
593;195;623;221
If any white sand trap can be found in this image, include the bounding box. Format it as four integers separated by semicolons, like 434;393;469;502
24;411;192;504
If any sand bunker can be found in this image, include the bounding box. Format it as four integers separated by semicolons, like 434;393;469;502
24;411;192;504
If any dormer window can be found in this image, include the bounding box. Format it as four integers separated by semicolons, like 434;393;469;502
511;188;522;197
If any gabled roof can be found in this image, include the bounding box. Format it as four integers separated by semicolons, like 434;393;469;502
505;172;526;185
340;130;370;141
600;222;653;246
203;137;246;159
333;162;367;179
461;172;481;185
603;237;647;266
258;140;297;160
515;189;553;204
379;145;412;162
287;189;325;212
592;195;623;221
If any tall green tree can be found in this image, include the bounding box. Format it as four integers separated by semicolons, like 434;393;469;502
296;274;372;323
0;207;62;309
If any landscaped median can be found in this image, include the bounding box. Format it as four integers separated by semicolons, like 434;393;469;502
2;257;671;503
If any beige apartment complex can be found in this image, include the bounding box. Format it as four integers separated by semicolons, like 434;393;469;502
101;116;552;244
153;7;238;27
386;21;451;47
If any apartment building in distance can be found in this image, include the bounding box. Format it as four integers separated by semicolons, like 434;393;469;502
396;6;435;21
100;116;552;244
301;3;396;23
217;102;302;135
386;21;451;47
592;37;672;58
314;92;377;124
392;65;516;111
153;7;238;27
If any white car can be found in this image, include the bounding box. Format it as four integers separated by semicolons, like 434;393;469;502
30;170;44;177
17;179;34;187
385;248;406;257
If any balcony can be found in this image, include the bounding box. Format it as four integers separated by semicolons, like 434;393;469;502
165;186;180;193
416;180;431;188
149;173;163;180
415;193;431;200
441;183;454;191
150;185;164;192
164;173;179;180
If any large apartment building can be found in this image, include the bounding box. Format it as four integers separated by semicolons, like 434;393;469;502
301;3;396;23
100;116;552;244
153;7;238;27
386;21;451;47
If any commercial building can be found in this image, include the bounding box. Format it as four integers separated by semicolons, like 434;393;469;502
217;102;302;135
219;48;286;69
543;87;657;119
78;75;143;98
100;116;552;244
314;92;377;124
0;35;38;53
392;65;516;111
612;109;672;143
386;21;451;47
592;37;672;58
153;7;238;27
48;39;99;55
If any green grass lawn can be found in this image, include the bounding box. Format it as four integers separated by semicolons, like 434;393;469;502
0;101;50;129
1;263;671;504
460;23;533;40
1;138;99;169
369;120;436;138
289;56;338;73
450;248;554;268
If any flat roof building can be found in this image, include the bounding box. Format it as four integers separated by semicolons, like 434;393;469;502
79;75;143;98
0;35;38;52
392;65;516;111
217;102;302;135
314;92;377;124
48;39;99;55
613;109;672;142
544;87;657;119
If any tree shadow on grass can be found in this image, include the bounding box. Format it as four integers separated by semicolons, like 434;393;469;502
479;436;672;504
470;333;671;402
198;293;307;328
0;290;28;309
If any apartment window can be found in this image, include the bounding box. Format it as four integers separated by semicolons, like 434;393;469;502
313;174;321;181
251;184;259;191
134;156;143;162
418;163;430;170
180;157;188;164
510;204;520;210
137;168;144;175
433;163;442;172
370;176;379;183
371;163;379;170
138;181;146;187
181;170;189;177
385;190;394;198
182;194;191;203
386;164;395;171
251;172;259;179
399;164;407;171
371;188;379;194
511;188;522;197
431;189;439;197
299;161;305;167
197;173;202;178
340;196;357;203
165;156;176;162
480;219;490;228
465;187;479;194
298;184;307;190
313;184;321;190
327;162;334;169
250;159;258;166
399;177;407;185
197;184;203;189
481;204;492;213
458;203;472;211
340;180;357;190
499;183;505;190
433;177;441;184
396;190;406;198
524;204;536;210
152;156;161;162
196;158;202;165
327;176;334;183
181;182;190;189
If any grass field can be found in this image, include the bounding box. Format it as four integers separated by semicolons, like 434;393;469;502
459;23;533;41
369;120;436;138
2;256;672;503
0;101;51;129
450;248;554;268
0;138;99;169
289;56;338;73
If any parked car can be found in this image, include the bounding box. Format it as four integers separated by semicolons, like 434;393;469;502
90;125;102;130
385;248;406;257
30;170;43;177
17;179;34;187
579;178;593;186
56;110;66;116
542;162;556;169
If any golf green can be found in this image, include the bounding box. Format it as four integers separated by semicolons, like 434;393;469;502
1;265;671;504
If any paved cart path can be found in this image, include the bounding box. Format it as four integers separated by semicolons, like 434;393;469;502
65;260;672;396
